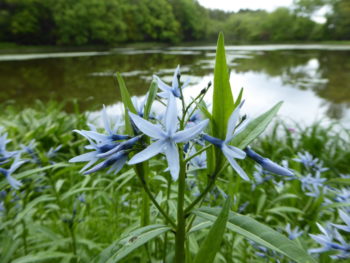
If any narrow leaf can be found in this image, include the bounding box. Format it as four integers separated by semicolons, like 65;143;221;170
232;101;283;149
193;198;231;263
95;224;171;263
212;32;234;140
115;73;137;135
193;207;316;263
144;80;158;120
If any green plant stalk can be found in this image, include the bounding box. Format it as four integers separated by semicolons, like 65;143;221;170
175;144;186;263
136;173;176;229
185;163;228;214
163;177;172;263
69;224;77;259
21;219;28;255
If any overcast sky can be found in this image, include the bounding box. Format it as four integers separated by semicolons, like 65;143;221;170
197;0;328;23
197;0;294;12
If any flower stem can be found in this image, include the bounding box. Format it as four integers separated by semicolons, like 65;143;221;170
137;174;176;229
175;145;186;263
185;163;228;214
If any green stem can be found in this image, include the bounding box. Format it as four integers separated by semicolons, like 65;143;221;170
185;163;228;214
137;174;176;229
69;225;77;260
175;145;186;263
21;219;28;255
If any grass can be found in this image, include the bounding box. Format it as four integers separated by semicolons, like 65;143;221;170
0;103;349;262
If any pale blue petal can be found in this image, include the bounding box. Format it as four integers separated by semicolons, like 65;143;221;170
222;150;249;181
154;75;172;92
181;78;190;89
164;94;178;135
128;139;166;164
339;210;350;228
129;112;165;139
69;152;97;163
164;141;179;181
108;155;128;175
80;158;98;172
172;65;180;90
83;131;109;143
225;102;243;142
157;91;170;98
73;130;96;146
7;175;22;189
222;144;246;159
173;119;209;143
102;105;113;135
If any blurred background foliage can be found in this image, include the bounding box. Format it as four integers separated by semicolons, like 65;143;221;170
0;0;349;46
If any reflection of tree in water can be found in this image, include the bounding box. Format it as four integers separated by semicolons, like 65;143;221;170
232;50;350;119
0;50;205;112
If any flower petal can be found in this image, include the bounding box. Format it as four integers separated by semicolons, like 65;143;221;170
225;101;244;142
222;150;249;181
164;141;179;181
154;75;172;92
172;65;180;91
222;144;246;159
6;175;22;189
164;94;178;135
129;112;165;139
102;105;113;135
128;139;166;164
69;151;97;163
173;119;209;143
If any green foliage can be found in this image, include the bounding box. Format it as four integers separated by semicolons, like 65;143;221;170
193;198;231;263
2;0;349;46
193;207;316;263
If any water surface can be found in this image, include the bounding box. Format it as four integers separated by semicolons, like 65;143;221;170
0;44;349;126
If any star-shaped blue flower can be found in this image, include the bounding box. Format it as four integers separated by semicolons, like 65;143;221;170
153;65;190;98
128;94;209;180
202;102;248;180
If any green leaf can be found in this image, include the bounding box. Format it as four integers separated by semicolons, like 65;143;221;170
115;73;137;135
144;80;158;120
12;252;72;263
95;224;171;263
232;101;283;149
233;87;244;109
193;198;231;263
193;207;316;263
212;32;234;141
211;32;234;172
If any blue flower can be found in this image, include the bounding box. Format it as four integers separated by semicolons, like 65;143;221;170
309;222;350;258
294;151;328;172
128;94;209;180
202;102;248;180
300;171;326;197
0;154;26;189
154;65;190;98
70;106;140;175
285;223;303;240
189;150;207;170
0;130;17;162
332;210;350;232
244;147;295;177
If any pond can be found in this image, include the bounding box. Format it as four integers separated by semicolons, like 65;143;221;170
0;44;350;126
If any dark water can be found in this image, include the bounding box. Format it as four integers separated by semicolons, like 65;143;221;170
0;45;349;126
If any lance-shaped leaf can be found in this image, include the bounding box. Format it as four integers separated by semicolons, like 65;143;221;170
143;80;158;120
212;32;234;140
193;207;316;263
95;224;171;263
210;32;234;173
232;101;283;149
193;198;231;263
115;73;137;135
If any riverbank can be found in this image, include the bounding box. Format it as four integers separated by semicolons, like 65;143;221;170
1;40;350;54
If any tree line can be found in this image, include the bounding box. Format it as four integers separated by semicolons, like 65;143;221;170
0;0;349;46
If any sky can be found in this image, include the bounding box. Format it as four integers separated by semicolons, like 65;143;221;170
197;0;328;23
197;0;294;12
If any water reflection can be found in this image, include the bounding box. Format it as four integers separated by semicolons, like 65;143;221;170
0;45;349;125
